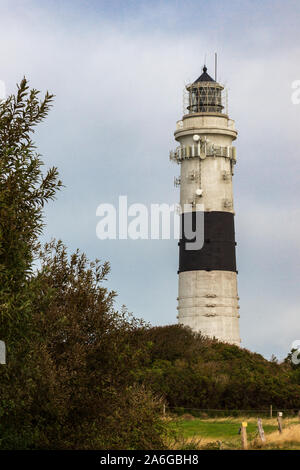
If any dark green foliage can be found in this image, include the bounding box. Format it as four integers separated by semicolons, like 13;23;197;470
135;325;300;411
138;324;207;362
0;241;167;449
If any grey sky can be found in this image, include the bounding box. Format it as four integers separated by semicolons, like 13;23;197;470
1;0;300;359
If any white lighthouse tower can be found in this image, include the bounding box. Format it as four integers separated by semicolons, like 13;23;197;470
170;65;241;346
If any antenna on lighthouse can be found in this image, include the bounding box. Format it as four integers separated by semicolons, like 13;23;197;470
215;52;217;81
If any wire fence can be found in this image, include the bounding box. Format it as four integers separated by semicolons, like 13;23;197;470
165;406;300;419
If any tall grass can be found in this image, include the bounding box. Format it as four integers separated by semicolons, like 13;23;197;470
251;423;300;450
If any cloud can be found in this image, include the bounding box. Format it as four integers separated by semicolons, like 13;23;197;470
0;80;6;101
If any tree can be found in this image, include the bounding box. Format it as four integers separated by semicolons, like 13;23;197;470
0;240;167;449
0;78;62;343
0;80;168;449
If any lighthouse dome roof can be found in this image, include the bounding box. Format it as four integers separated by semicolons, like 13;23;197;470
194;66;215;83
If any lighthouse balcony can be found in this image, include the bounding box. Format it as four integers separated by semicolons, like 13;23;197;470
169;143;236;163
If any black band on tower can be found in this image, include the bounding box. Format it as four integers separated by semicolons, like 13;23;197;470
179;211;237;273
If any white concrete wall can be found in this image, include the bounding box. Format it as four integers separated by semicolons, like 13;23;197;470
177;270;240;346
180;156;234;213
174;112;241;346
175;114;237;214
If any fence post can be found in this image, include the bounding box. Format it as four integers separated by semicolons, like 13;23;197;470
163;404;166;417
270;404;273;418
277;412;283;433
257;418;266;443
0;340;5;364
241;422;248;450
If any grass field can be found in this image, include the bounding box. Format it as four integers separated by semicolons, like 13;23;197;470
168;416;300;450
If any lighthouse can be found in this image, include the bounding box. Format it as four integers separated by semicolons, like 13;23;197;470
170;65;241;346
